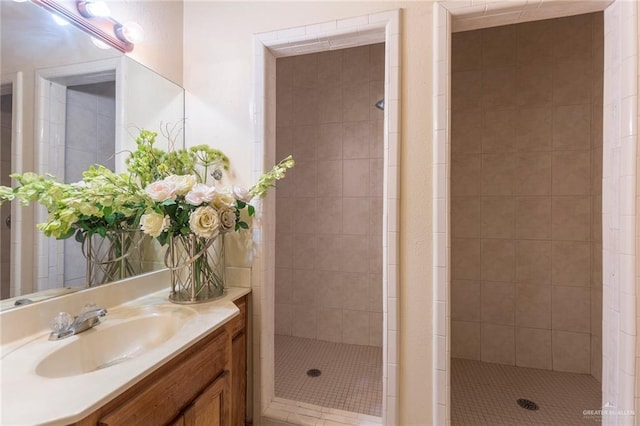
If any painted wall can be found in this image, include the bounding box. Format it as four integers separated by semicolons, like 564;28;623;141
274;45;385;347
182;1;433;424
450;13;603;379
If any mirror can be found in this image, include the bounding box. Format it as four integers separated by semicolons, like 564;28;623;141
0;0;185;310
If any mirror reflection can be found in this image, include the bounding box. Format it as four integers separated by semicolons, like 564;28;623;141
0;0;185;310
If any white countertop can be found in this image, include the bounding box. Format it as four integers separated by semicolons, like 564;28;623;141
0;272;250;426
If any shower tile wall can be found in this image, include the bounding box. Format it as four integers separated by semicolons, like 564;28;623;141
451;13;603;379
274;44;384;347
0;94;12;299
63;82;116;287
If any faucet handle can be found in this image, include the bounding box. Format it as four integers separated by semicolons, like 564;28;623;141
49;312;73;333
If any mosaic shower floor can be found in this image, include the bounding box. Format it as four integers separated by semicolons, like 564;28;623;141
452;358;602;425
274;334;383;417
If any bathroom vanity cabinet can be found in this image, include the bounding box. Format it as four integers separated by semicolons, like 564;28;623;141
73;296;248;426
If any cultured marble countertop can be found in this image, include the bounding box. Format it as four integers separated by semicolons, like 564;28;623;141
0;272;250;426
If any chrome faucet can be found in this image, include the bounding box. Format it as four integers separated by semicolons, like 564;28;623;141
49;304;107;340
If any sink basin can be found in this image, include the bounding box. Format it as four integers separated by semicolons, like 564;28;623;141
36;306;196;378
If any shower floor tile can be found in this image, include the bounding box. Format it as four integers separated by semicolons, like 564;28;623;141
274;334;382;417
452;358;602;425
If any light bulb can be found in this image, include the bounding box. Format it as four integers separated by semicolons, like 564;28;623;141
115;22;144;44
77;0;111;18
91;37;111;50
51;13;69;26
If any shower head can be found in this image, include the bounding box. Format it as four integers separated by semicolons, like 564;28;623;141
375;99;384;111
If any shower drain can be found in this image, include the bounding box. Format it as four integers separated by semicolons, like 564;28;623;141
517;398;539;411
306;368;322;377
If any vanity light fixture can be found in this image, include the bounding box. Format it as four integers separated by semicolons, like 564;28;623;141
114;22;144;44
76;0;110;18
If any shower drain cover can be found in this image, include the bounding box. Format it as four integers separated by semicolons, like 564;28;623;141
517;398;539;411
306;368;322;377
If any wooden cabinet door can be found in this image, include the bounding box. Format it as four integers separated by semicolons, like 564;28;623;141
231;331;246;426
183;371;231;426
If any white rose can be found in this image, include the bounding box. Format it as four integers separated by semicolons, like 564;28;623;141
165;174;197;196
140;212;170;237
218;206;237;233
212;192;236;209
233;186;253;203
145;179;177;202
189;206;220;239
185;183;217;206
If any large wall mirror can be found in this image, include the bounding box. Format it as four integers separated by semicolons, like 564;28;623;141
0;0;185;310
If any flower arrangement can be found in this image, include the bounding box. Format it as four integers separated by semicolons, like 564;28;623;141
0;129;294;295
0;129;294;244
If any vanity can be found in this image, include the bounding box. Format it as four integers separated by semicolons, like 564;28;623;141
0;270;250;426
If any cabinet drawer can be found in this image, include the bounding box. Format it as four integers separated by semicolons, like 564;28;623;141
98;327;229;426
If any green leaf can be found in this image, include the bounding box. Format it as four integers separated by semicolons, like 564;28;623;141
180;227;191;235
74;229;85;243
238;221;249;229
248;205;255;216
157;232;168;246
237;200;246;209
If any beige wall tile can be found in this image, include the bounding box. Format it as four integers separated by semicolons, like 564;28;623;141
293;234;317;269
514;152;552;196
452;30;482;72
452;280;481;322
369;273;382;313
482;25;516;68
317;123;343;160
343;121;370;159
516;197;551;240
516;327;552;369
452;321;481;360
516;240;552;285
315;235;343;271
317;160;343;197
292;269;318;305
552;150;591;195
591;288;602;337
317;308;343;343
343;197;369;235
317;197;343;235
342;309;369;346
276;87;293;127
318;85;343;124
516;19;554;66
552;104;591;150
481;239;516;282
370;158;383;197
293;160;318;198
482;153;515;196
452;154;482;196
293;87;318;125
481;281;515;326
342;45;369;85
275;303;293;336
552;14;592;63
452;111;483;154
591;335;602;382
343;159;369;197
516;284;551;329
552;61;591;106
452;196;481;239
293;53;318;88
551;241;591;287
316;270;343;309
342;82;370;122
275;233;293;268
552;330;591;373
483;67;516;109
516;63;553;107
317;50;342;88
481;323;515;365
452;238;482;281
292;304;317;339
516;107;553;152
591;243;602;288
552;286;590;333
551;196;590;241
452;70;482;111
592;194;602;242
341;235;369;273
481;197;516;239
342;272;369;311
369;312;383;347
482;109;517;153
276;267;293;304
591;148;603;195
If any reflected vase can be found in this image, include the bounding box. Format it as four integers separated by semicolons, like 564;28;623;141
165;233;225;304
82;229;145;287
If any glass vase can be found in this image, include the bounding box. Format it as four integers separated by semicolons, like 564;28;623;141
165;233;225;304
83;229;145;287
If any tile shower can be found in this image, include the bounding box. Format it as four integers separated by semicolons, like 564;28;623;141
451;12;603;423
274;44;384;416
0;93;11;299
